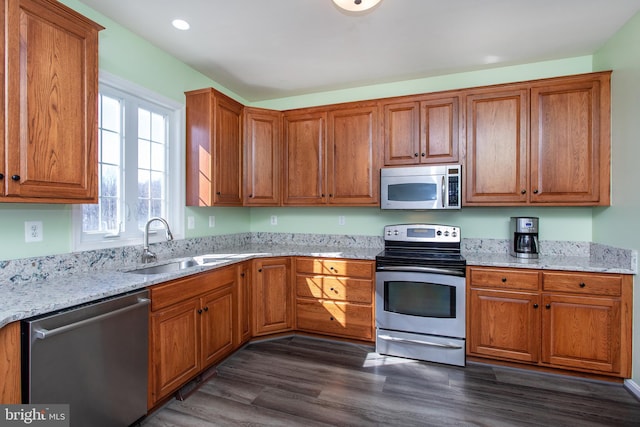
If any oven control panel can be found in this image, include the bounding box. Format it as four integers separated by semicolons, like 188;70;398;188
383;224;460;243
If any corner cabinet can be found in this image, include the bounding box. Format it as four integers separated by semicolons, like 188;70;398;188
243;107;281;206
1;0;102;203
381;93;461;166
467;266;632;379
252;257;294;336
464;72;611;206
185;88;243;206
282;103;379;206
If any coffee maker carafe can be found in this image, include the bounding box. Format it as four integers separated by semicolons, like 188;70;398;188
510;217;539;259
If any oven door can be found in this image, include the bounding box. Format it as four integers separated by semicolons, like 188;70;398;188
375;269;466;366
376;269;465;338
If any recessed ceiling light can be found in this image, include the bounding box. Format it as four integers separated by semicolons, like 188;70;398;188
332;0;382;13
172;19;190;31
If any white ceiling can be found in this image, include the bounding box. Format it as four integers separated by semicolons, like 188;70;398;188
79;0;640;102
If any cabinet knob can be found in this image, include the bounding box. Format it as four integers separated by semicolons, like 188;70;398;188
329;194;333;197
414;153;419;157
204;306;209;312
545;304;551;309
258;268;262;272
197;309;203;314
521;189;526;194
533;303;539;309
216;191;221;195
249;194;253;198
533;189;539;194
421;153;426;157
330;316;334;321
579;282;586;288
321;193;325;197
240;273;245;277
501;277;507;282
11;175;20;181
0;173;4;180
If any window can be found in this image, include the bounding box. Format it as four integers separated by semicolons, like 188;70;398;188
73;73;184;250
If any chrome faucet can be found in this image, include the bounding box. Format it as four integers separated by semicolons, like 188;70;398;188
141;217;174;263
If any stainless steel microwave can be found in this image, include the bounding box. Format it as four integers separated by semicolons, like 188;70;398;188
380;165;461;210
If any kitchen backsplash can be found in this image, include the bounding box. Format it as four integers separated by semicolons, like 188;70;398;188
0;233;636;285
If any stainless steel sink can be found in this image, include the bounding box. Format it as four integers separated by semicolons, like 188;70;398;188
127;258;199;275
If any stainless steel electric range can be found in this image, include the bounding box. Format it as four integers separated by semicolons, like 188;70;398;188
375;223;467;367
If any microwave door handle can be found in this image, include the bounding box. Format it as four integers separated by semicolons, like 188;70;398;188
441;176;445;208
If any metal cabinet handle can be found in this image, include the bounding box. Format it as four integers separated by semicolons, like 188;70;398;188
378;334;463;350
34;298;150;340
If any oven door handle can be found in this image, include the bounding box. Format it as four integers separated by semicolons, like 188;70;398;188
376;265;465;276
378;334;463;350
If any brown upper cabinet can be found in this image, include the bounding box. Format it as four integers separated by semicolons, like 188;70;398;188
464;72;611;206
243;107;282;206
185;88;243;206
1;0;102;203
382;94;461;166
282;103;380;206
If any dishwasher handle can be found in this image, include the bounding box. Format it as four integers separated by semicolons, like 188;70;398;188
33;297;151;340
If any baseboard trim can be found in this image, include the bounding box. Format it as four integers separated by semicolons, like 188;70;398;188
624;379;640;401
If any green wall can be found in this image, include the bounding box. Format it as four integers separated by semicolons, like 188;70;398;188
0;0;598;261
593;11;640;384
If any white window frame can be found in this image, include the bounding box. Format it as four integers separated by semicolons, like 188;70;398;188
72;71;185;251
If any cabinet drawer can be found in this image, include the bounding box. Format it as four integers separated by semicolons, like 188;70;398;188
296;275;372;303
296;258;374;279
469;267;539;291
542;272;621;296
296;299;373;340
149;266;236;311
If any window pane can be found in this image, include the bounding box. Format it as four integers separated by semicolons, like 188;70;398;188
101;95;121;132
138;139;150;170
82;204;99;232
151;142;165;172
151;171;164;199
101;130;121;166
150;199;162;218
101;198;120;232
101;164;120;197
138;108;151;139
151;113;165;143
138;169;150;198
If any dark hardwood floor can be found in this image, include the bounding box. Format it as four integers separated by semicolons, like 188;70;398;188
142;336;640;426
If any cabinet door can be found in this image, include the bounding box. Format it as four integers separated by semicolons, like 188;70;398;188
383;101;421;165
201;285;235;367
236;262;252;345
4;0;100;201
530;75;610;205
420;95;460;164
468;289;540;363
464;88;529;204
243;108;281;206
0;322;21;404
150;298;201;403
253;258;292;335
214;94;243;205
327;105;379;205
541;294;621;374
282;111;326;205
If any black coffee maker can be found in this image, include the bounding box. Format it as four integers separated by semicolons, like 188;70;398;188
510;217;539;259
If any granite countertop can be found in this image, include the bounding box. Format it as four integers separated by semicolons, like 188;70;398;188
0;244;381;329
1;235;636;330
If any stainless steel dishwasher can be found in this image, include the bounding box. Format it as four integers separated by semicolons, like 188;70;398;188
22;289;150;427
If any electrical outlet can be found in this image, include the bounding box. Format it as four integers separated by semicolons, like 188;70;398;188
338;215;346;226
270;215;278;226
187;216;195;230
25;221;43;243
209;216;216;227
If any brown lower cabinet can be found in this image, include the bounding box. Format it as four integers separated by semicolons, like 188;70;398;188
148;265;238;406
467;266;632;378
0;321;21;404
295;257;375;342
252;257;294;336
